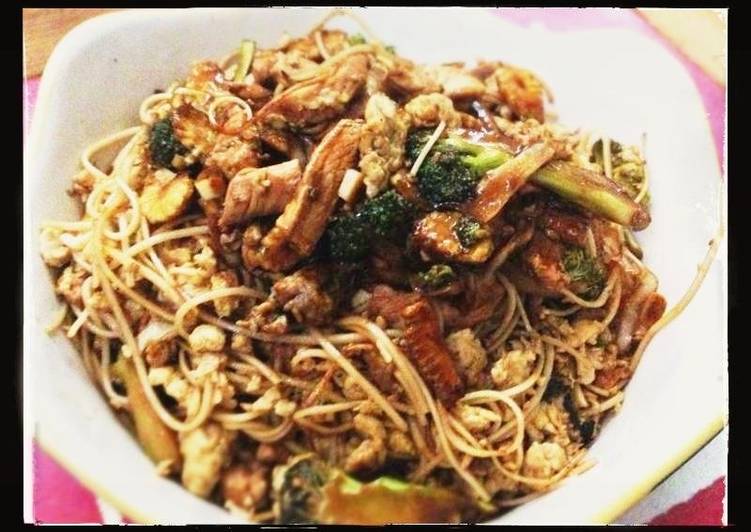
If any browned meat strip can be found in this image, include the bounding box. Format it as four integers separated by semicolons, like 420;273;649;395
365;284;465;404
401;300;465;406
485;66;547;122
172;104;218;157
520;232;568;293
367;284;421;325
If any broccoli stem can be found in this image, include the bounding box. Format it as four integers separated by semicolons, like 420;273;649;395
531;160;651;230
410;128;649;229
448;134;650;230
463;149;510;176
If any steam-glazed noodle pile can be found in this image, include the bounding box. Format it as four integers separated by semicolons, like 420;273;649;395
41;11;697;524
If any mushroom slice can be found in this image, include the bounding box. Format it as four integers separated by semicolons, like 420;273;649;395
140;175;194;224
411;211;494;264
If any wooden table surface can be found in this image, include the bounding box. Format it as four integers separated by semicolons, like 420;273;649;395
22;8;726;85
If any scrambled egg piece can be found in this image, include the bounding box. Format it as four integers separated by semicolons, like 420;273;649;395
491;348;536;388
189;324;226;353
446;329;488;387
179;422;235;497
454;404;499;433
345;437;386;473
40;228;72;268
358;93;411;198
388;431;417;458
55;265;87;307
567;318;601;348
210;271;241;318
523;441;567;479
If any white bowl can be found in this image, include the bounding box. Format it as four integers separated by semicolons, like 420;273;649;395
23;7;727;524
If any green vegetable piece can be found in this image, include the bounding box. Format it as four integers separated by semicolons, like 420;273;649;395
325;214;371;262
357;189;413;240
276;456;471;524
348;33;367;45
111;357;181;467
148;118;187;169
405;128;650;229
453;215;489;248
406;129;509;208
531;160;650;230
234;39;257;83
416;152;479;208
562;246;605;298
414;264;457;291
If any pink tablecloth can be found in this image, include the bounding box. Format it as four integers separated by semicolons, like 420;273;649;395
26;7;726;525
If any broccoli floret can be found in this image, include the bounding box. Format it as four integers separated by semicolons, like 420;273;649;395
325;191;414;263
414;264;457;291
325;214;371;263
278;457;329;524
453;215;489;249
406;129;510;208
148;118;187;169
416;152;478;208
404;128;433;161
562;246;605;298
384;44;397;55
357;190;413;240
348;33;367;45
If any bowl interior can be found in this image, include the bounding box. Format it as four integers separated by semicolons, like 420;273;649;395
24;7;726;524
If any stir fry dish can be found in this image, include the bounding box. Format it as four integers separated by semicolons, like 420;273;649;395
40;13;666;524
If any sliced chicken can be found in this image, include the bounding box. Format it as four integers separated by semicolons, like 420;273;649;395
252;52;370;136
242;119;362;272
218;160;302;228
426;65;485;101
384;57;442;100
172;104;261;177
